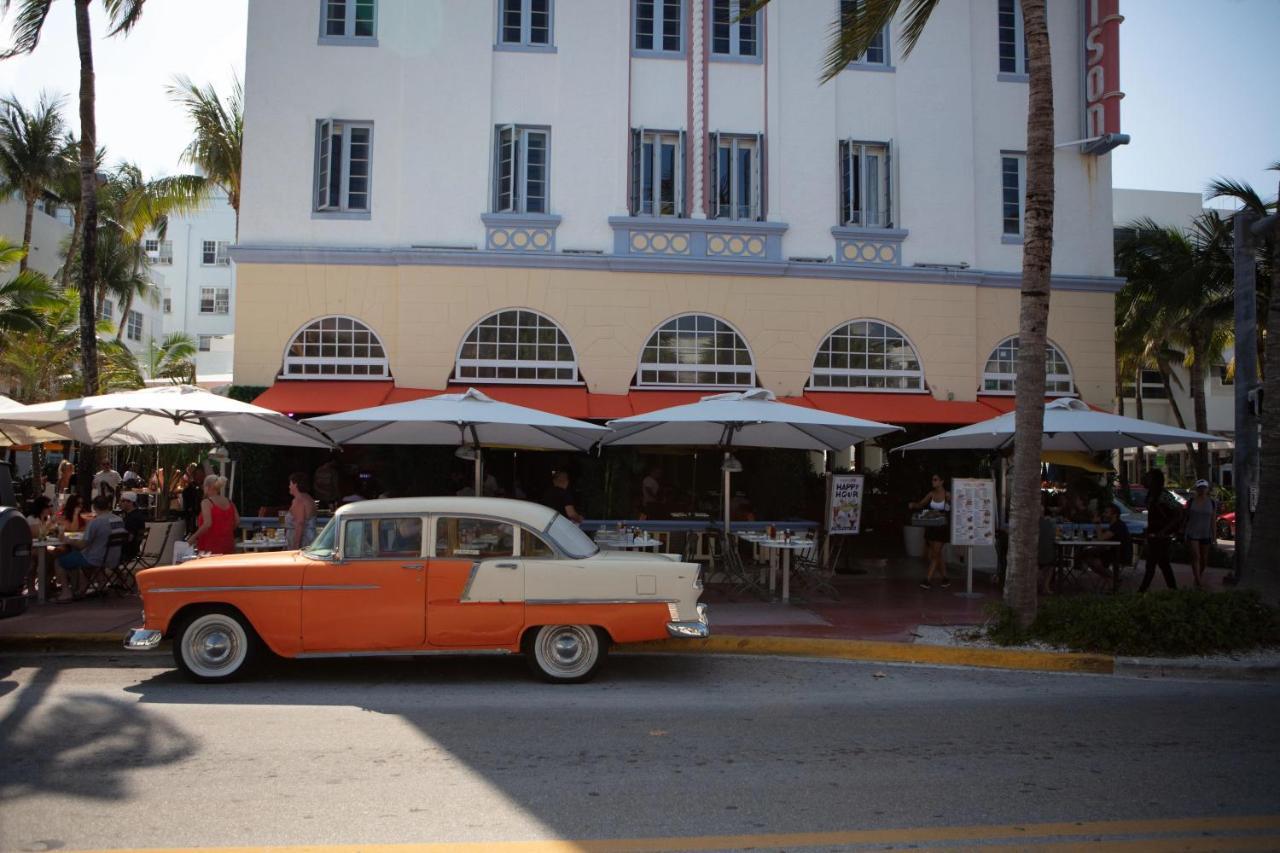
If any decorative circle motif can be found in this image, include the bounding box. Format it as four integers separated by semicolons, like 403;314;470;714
651;234;670;252
491;230;509;248
671;235;689;253
532;230;550;249
878;245;895;263
513;230;530;248
746;237;764;255
632;234;649;251
860;244;878;261
728;237;746;255
843;244;858;261
708;236;726;254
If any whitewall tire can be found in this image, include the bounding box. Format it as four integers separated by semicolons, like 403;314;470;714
525;625;608;683
174;609;257;682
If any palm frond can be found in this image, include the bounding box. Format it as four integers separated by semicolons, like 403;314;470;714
102;0;147;37
0;0;54;59
167;74;241;209
1205;177;1273;215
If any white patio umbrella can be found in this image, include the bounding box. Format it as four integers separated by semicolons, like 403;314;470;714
603;389;902;534
0;384;334;448
303;387;609;494
895;397;1221;453
0;396;63;446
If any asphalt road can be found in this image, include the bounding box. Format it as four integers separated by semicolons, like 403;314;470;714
1;650;1278;852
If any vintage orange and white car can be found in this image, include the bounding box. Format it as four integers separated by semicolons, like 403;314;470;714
124;497;709;683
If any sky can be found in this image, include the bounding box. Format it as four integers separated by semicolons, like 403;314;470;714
0;0;1276;201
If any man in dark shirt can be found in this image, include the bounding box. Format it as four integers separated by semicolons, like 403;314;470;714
1139;469;1179;591
119;491;148;562
541;471;583;524
1086;503;1132;591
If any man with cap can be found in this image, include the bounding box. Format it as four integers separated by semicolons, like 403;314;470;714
1184;478;1217;589
119;491;148;562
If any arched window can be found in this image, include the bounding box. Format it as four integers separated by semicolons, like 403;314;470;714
282;315;389;378
811;320;924;391
982;336;1074;394
456;309;579;383
637;314;754;387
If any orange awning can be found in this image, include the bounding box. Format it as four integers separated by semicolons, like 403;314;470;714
977;396;1110;414
807;392;1000;425
253;381;395;415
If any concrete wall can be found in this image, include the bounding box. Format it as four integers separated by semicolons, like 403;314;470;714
0;197;71;279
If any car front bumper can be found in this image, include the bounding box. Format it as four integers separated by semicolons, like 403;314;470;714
124;628;163;650
666;603;710;639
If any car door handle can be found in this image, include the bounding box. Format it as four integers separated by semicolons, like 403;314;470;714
495;562;518;569
401;563;424;571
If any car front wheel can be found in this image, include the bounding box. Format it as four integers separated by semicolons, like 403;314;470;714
525;624;607;683
174;609;258;682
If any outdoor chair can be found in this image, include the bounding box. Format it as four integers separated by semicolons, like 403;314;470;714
721;534;768;599
123;521;178;584
791;534;842;601
85;531;132;600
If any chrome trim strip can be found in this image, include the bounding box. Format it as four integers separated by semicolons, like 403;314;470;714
305;584;381;591
148;584;380;594
124;628;163;650
526;598;677;606
295;649;514;659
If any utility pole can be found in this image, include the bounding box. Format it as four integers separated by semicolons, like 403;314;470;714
1231;212;1258;581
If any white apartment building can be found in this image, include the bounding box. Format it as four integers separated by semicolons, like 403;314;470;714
234;0;1121;423
0;194;71;278
143;189;238;378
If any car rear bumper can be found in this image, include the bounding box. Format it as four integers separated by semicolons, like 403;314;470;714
666;603;710;638
124;628;163;650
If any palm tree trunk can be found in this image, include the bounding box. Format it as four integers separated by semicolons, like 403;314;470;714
1134;366;1145;476
1188;357;1210;481
20;195;36;273
75;0;100;500
116;289;133;342
60;206;82;290
1244;223;1280;600
1004;0;1053;629
1155;365;1196;466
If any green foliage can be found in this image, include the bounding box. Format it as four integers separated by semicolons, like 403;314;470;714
984;591;1280;656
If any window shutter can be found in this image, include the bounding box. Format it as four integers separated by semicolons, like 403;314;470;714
677;128;687;217
709;131;720;219
497;123;516;213
317;119;333;210
884;138;893;228
629;127;642;216
753;132;764;220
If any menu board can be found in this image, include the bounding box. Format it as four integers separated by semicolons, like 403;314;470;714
827;474;864;536
950;478;996;547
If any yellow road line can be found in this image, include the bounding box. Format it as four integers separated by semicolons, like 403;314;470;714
66;815;1280;853
617;634;1116;674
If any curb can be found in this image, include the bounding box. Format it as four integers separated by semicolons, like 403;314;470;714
1114;656;1280;682
616;635;1116;675
0;633;127;653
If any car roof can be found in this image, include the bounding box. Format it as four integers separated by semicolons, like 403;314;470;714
332;496;559;530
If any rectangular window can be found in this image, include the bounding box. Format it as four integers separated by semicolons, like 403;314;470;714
100;298;113;321
162;288;172;315
323;0;376;40
635;0;683;53
631;128;685;217
198;334;213;352
711;0;758;58
839;140;892;227
997;0;1028;75
434;517;514;559
1001;152;1025;237
493;125;549;214
144;238;173;264
840;0;889;66
315;120;373;214
342;517;424;559
498;0;552;47
126;310;143;342
709;133;762;221
1139;369;1167;399
200;287;230;315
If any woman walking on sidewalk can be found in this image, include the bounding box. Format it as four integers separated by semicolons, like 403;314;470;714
1183;479;1217;589
1139;469;1179;592
909;474;951;590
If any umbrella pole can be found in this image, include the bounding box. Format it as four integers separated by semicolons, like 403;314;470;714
474;449;482;496
723;453;731;539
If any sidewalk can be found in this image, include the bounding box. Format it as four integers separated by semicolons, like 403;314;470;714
1;556;1270;680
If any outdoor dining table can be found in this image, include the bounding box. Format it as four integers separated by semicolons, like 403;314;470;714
737;533;815;603
1055;538;1120;590
236;536;289;552
30;534;83;604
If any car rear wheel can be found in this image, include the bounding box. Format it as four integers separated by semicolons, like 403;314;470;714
525;624;607;683
174;609;258;683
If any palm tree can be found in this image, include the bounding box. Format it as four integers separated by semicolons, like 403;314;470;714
168;74;243;238
1209;165;1279;595
145;331;197;384
0;237;55;333
2;0;150;408
745;0;1056;626
51;133;105;290
0;91;65;272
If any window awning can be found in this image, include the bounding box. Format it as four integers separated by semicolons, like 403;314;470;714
252;381;395;415
806;392;998;425
978;395;1108;414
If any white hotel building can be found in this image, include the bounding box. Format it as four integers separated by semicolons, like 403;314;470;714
234;0;1120;424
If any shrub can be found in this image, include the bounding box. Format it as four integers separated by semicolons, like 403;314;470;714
983;591;1280;656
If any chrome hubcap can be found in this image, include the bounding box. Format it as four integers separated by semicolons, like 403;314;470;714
187;621;241;672
551;632;582;665
537;626;596;678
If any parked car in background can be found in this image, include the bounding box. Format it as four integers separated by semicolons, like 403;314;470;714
1217;511;1236;540
125;497;709;683
1112;497;1147;537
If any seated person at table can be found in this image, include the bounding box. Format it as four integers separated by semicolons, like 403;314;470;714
59;494;87;533
1084;504;1132;586
118;491;148;561
56;496;125;600
25;497;53;538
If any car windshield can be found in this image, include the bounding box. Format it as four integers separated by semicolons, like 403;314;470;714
546;513;598;559
302;517;338;559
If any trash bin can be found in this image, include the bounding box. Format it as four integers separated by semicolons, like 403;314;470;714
903;523;924;558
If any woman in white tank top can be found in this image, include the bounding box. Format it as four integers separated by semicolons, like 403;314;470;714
909;474;952;589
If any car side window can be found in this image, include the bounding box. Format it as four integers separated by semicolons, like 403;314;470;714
435;517;514;559
342;517;423;559
521;528;556;558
